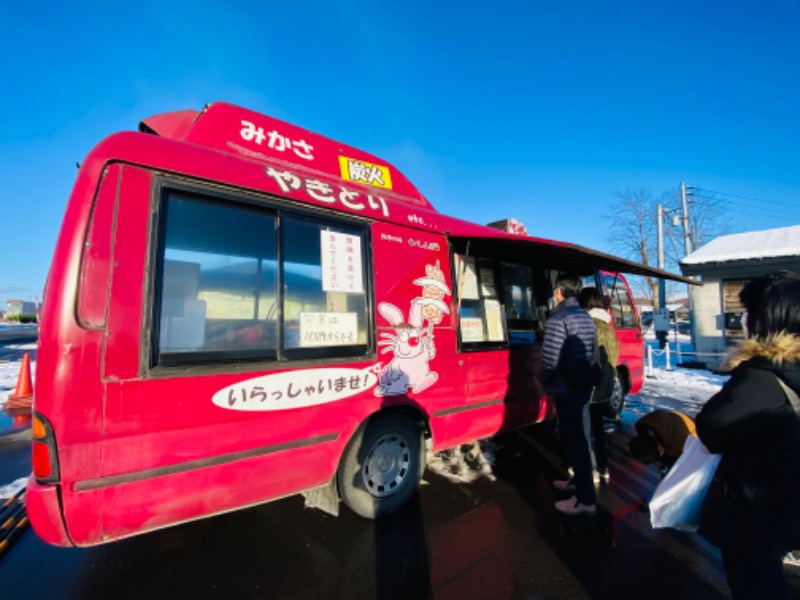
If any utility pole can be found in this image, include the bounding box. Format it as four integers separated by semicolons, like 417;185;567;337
657;203;666;309
655;203;669;348
680;182;694;349
680;182;692;255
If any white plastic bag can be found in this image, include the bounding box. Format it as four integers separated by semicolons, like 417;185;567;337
649;435;721;532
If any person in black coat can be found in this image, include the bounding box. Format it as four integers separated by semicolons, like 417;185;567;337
697;271;800;600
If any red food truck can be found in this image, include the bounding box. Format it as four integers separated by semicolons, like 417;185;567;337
27;102;689;546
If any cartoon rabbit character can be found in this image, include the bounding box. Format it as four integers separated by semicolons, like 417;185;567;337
375;301;439;396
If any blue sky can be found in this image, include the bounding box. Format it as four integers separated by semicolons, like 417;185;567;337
2;1;799;307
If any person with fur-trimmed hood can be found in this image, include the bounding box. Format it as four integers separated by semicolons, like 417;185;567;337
697;271;800;600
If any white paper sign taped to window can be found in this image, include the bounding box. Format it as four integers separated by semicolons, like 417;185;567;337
456;255;479;300
299;312;358;347
484;299;506;341
460;317;485;342
321;231;364;293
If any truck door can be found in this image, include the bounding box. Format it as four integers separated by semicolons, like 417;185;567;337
371;222;463;414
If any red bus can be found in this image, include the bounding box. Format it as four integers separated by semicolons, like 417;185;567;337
27;102;688;546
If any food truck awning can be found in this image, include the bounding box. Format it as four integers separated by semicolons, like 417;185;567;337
446;227;700;285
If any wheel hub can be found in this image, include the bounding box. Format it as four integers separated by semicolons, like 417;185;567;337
363;434;411;498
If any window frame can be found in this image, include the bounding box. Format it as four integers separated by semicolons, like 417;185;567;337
451;249;508;352
602;273;638;330
145;178;374;370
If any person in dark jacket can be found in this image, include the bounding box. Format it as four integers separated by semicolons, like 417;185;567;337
696;270;800;599
540;273;598;516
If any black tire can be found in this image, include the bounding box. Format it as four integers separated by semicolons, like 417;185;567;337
337;414;423;519
605;376;625;420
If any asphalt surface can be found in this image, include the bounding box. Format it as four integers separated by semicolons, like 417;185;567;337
0;325;39;362
3;414;800;599
1;331;799;600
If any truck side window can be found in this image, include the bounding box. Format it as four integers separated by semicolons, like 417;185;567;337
604;274;637;329
155;190;369;365
281;217;369;359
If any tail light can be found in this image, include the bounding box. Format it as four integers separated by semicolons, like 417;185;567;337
32;412;60;484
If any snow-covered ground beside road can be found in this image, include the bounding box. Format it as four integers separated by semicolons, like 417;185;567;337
0;477;28;500
627;367;728;418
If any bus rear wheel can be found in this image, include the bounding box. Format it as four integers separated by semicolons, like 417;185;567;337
337;414;423;519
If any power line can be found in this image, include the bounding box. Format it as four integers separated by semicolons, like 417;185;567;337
691;193;800;220
692;187;799;211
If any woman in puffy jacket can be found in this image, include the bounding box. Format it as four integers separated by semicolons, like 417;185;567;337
696;271;800;600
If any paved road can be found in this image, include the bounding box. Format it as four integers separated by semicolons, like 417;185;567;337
3;414;799;599
0;326;38;343
0;327;37;363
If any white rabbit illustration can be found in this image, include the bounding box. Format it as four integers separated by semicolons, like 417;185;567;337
375;301;439;396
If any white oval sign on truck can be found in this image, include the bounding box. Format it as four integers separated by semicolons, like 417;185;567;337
212;367;378;411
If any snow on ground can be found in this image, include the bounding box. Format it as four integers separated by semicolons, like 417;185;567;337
628;366;729;418
0;477;28;500
0;344;37;407
642;328;692;343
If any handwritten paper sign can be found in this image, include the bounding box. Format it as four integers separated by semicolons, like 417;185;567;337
299;312;358;347
321;231;363;293
460;317;485;342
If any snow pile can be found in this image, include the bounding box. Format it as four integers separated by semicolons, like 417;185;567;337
427;440;498;484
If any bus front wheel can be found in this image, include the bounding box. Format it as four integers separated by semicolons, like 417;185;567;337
337;414;423;519
606;376;625;420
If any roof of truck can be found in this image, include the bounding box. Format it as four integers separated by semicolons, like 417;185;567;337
138;102;698;285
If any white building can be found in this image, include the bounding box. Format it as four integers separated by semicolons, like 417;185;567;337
680;224;800;371
5;299;37;322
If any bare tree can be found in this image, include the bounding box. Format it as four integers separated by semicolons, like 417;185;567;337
660;187;732;264
606;189;659;303
607;185;733;306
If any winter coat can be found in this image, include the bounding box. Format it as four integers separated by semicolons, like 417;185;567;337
634;409;696;459
589;309;620;403
589;308;619;367
696;333;800;558
540;296;596;397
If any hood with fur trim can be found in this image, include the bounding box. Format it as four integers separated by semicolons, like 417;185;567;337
588;307;611;324
725;332;800;370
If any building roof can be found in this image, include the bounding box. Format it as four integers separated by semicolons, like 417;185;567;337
681;224;800;266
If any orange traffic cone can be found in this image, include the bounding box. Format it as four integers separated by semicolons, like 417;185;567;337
5;353;33;417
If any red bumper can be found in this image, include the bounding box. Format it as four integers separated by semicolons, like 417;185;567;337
25;476;74;547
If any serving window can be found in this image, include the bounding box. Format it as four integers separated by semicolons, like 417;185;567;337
154;188;370;366
452;245;551;350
